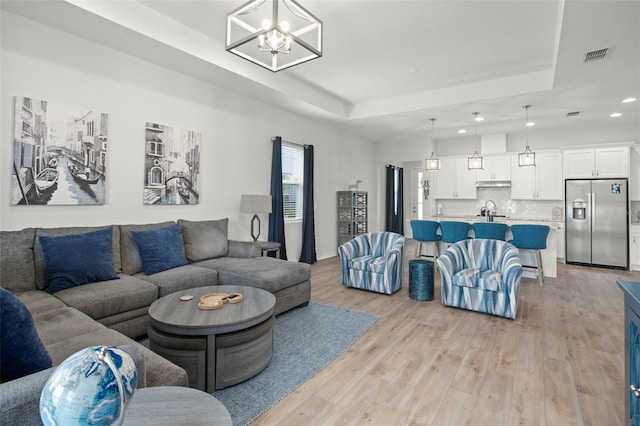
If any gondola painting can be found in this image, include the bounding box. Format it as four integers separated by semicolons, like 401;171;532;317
11;96;108;205
143;122;200;205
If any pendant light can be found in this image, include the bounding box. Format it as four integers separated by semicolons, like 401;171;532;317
468;112;484;170
425;117;440;171
518;105;536;167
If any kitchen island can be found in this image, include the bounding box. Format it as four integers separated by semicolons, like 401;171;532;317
420;215;560;279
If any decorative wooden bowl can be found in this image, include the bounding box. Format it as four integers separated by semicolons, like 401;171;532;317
197;293;244;310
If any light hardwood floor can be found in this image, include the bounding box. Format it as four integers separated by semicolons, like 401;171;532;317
253;243;640;426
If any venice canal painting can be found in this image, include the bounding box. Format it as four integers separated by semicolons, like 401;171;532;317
11;97;108;205
143;123;200;205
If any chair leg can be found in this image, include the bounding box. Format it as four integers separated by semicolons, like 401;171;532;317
415;242;422;258
536;250;544;286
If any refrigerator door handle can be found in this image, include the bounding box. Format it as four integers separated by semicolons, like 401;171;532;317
591;192;595;230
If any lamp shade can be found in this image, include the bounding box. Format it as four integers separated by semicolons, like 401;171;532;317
240;194;272;214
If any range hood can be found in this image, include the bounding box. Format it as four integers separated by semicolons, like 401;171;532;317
475;180;512;188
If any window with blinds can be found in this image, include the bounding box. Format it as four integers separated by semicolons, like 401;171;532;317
282;143;304;220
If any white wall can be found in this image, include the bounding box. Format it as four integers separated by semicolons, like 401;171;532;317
0;11;376;261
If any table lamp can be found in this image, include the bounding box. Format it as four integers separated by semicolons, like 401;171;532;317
240;194;272;242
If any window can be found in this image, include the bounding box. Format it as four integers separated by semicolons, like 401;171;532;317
147;139;163;157
282;143;304;220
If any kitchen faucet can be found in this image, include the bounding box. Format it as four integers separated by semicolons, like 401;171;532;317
485;200;496;221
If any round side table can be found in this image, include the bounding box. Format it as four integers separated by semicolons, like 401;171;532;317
259;241;281;258
409;259;434;301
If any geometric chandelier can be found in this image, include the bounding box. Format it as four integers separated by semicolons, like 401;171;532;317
226;0;323;72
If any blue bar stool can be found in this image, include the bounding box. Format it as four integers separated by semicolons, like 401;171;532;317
472;222;508;240
439;221;471;249
509;224;550;286
410;220;441;260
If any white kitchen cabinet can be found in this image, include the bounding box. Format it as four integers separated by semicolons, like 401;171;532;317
554;223;565;262
434;157;477;199
510;151;562;200
476;155;511;181
563;146;629;178
631;227;640;271
631;147;640;201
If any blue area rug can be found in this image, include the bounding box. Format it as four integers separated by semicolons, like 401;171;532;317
212;302;378;426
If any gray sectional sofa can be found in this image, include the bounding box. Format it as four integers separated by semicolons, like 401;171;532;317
0;218;311;425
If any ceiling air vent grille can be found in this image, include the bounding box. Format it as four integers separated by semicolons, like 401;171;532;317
584;48;609;62
566;111;581;117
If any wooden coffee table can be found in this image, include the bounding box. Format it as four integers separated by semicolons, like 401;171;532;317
148;285;276;392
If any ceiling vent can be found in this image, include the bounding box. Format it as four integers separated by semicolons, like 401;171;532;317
566;111;581;117
584;48;609;62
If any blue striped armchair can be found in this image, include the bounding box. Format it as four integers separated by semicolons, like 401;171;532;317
436;239;523;319
338;232;405;295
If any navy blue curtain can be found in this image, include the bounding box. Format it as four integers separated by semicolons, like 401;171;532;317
397;167;404;234
268;136;287;259
385;165;404;234
299;145;316;264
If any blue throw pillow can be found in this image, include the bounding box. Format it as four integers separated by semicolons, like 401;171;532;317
39;227;119;294
131;223;188;275
0;288;53;381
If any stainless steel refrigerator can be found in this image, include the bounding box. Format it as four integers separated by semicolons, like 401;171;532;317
565;179;628;268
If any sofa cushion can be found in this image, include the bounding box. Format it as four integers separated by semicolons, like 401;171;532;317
193;257;311;294
131;224;187;275
39;228;119;294
134;265;218;297
16;290;67;316
178;218;229;261
453;268;503;291
0;228;35;294
350;256;386;274
52;274;158;321
0;288;52;381
32;306;107;346
34;226;121;290
119;222;175;275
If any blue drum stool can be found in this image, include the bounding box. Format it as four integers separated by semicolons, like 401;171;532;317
408;259;434;301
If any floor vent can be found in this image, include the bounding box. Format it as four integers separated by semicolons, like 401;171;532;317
584;48;609;62
566;111;581;117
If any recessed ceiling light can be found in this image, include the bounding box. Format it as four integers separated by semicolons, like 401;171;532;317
526;122;535;127
622;97;637;103
408;67;420;73
458;129;467;134
610;112;622;118
474;115;484;122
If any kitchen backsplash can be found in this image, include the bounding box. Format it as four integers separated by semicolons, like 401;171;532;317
632;201;640;223
436;188;563;220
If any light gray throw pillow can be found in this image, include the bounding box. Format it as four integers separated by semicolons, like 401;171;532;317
178;218;229;262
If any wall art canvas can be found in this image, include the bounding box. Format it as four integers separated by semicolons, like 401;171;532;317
143;122;200;205
11;96;109;205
